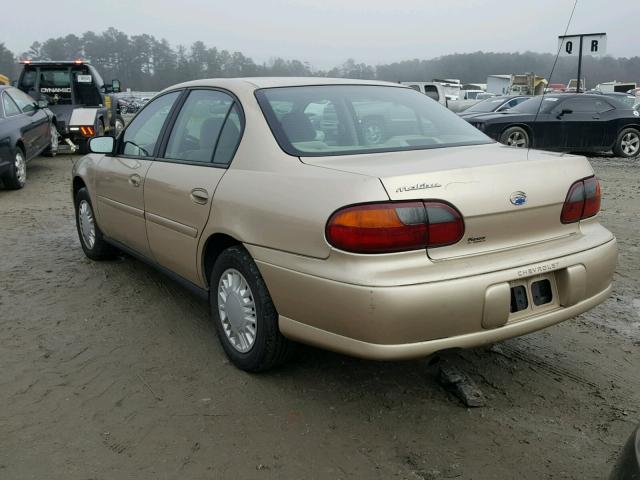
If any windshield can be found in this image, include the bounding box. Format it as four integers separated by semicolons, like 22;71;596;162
510;96;560;114
256;85;492;156
466;97;508;113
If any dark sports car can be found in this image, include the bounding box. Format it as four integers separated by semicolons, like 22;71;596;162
0;85;58;189
458;95;530;120
465;94;640;158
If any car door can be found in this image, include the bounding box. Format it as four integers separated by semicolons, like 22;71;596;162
94;90;182;257
554;97;607;150
5;88;46;157
143;89;243;285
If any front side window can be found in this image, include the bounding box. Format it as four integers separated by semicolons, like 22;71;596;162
256;85;491;156
120;91;181;157
164;90;234;163
561;98;600;113
7;88;36;113
2;92;21;116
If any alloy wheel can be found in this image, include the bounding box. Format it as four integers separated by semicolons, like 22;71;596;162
507;131;527;148
217;268;257;353
621;131;640;156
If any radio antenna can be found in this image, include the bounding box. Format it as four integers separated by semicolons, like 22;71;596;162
529;0;579;156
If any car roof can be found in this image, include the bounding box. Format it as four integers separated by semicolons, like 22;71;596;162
166;77;403;92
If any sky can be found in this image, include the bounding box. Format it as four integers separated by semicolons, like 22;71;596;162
3;0;638;68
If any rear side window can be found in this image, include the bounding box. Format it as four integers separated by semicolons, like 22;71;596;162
213;104;243;165
120;91;181;157
164;90;234;163
2;92;21;116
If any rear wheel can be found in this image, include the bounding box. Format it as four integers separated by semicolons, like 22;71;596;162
74;187;118;260
3;147;27;190
613;128;640;158
42;123;59;157
210;246;295;372
500;126;529;148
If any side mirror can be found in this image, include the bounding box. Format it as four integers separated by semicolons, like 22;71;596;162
89;136;115;154
557;108;573;118
37;99;48;109
111;79;121;93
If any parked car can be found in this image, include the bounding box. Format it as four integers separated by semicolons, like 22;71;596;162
73;78;617;371
465;94;640;157
0;86;58;189
458;95;531;120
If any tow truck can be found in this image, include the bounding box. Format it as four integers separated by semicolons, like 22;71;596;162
16;60;124;153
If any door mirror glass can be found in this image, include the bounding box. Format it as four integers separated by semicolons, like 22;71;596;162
112;79;121;93
37;99;48;109
89;136;115;154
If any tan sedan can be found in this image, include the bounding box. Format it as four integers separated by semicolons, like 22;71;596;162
72;78;618;371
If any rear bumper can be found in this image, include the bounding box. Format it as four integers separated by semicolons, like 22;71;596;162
255;238;618;360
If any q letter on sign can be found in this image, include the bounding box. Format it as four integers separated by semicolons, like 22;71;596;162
558;34;607;57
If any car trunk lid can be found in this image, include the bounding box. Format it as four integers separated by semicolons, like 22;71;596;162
301;144;594;260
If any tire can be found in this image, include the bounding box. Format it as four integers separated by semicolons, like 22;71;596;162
42;122;59;157
613;128;640;158
3;146;27;190
210;246;295;372
74;187;118;260
500;126;529;148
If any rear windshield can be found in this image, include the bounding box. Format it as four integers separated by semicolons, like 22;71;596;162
256;85;492;156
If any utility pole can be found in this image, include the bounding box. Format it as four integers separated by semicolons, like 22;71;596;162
576;36;583;93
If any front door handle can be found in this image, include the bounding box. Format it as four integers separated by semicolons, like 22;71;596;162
592;116;600;120
129;174;141;187
190;188;209;204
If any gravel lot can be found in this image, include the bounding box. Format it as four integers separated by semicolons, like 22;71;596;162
0;154;638;479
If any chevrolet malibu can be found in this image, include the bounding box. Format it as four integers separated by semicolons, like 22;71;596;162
72;78;618;372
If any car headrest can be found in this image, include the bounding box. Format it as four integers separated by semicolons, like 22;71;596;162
200;117;225;149
279;112;316;143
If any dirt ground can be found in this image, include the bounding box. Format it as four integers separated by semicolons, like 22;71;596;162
0;154;638;480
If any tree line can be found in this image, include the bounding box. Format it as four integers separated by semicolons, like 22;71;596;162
1;28;639;91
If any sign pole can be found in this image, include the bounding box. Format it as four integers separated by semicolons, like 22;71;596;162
576;35;583;93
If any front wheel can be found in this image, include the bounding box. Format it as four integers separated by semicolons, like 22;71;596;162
613;128;640;158
500;126;530;148
210;246;295;372
74;187;118;260
3;147;27;189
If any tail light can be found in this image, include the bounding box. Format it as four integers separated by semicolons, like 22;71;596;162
80;126;95;137
326;201;464;254
561;176;601;224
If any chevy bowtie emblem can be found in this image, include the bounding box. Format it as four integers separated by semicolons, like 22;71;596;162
510;191;527;206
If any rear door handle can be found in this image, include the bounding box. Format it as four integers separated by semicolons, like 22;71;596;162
592;115;600;120
129;174;141;187
190;188;209;204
